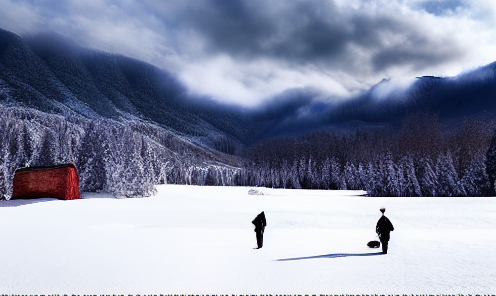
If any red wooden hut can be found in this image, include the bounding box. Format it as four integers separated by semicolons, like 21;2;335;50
11;163;81;200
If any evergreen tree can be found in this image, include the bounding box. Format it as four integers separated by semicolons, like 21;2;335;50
461;157;490;196
21;124;34;166
400;155;421;197
356;163;366;190
343;162;358;190
36;129;57;166
306;156;315;188
0;145;12;199
435;152;465;197
396;160;407;196
368;160;386;196
364;162;376;194
290;159;301;189
204;167;216;186
298;156;310;189
77;121;106;192
417;157;437;196
384;152;398;196
322;157;331;189
486;128;496;195
102;125;126;197
329;157;341;190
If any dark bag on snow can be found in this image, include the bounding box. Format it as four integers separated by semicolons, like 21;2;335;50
367;240;380;248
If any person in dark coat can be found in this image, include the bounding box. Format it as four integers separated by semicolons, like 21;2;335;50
376;208;394;254
252;211;267;249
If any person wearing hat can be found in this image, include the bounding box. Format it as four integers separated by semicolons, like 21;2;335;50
376;208;394;254
252;211;267;249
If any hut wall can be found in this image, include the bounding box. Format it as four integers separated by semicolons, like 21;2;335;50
12;164;81;200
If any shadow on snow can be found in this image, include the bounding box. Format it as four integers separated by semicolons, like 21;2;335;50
276;252;384;261
0;198;58;208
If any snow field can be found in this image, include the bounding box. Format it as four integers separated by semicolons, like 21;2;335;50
1;185;495;294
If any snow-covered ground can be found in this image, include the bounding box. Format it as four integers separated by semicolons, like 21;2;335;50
1;185;495;294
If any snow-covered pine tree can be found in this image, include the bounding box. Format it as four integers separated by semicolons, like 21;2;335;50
322;157;331;189
298;156;308;189
356;163;366;190
399;155;421;196
343;161;357;190
55;120;82;165
364;162;376;194
141;137;158;186
21;124;34;166
268;166;275;188
77;120;107;192
329;157;341;190
102;124;126;197
313;160;323;189
486;128;496;195
396;160;407;196
417;157;437;196
461;157;490;196
290;159;301;189
279;159;290;188
0;145;12;199
124;131;147;196
435;152;465;197
271;166;282;188
204;167;217;186
368;159;386;196
36;129;58;166
11;124;27;169
384;152;398;196
307;156;316;189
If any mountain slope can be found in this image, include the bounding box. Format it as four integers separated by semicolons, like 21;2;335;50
1;28;495;147
0;29;494;198
252;62;495;139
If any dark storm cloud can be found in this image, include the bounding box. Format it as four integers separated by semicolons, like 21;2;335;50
170;0;368;63
0;0;495;106
370;26;467;72
179;0;278;58
372;45;460;72
162;0;464;70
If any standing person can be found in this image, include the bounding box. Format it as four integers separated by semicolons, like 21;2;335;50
376;208;394;254
252;211;267;249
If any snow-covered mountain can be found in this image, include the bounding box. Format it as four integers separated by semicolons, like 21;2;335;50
0;31;251;198
0;29;251;152
1;28;495;145
1;28;495;198
252;62;495;139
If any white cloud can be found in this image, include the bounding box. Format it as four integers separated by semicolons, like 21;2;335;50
0;0;41;34
370;77;417;101
0;0;495;105
179;55;351;107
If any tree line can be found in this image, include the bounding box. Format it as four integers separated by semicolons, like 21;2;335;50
239;113;496;197
0;107;241;199
1;107;495;199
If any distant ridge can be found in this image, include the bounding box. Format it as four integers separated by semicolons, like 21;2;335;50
0;28;495;148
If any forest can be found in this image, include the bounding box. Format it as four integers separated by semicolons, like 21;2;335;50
1;106;495;199
1;28;495;199
0;107;241;199
240;113;496;197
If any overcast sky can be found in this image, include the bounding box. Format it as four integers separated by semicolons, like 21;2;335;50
1;0;495;106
